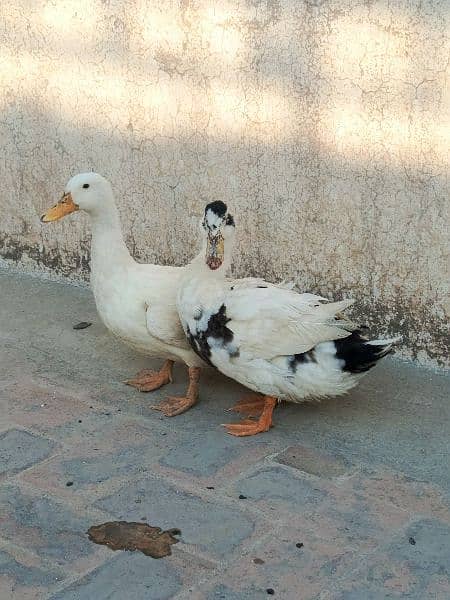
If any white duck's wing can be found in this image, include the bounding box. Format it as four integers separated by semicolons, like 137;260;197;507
138;265;189;349
145;300;189;348
224;284;355;359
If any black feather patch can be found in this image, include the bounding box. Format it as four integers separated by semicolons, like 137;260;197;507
288;349;316;372
205;201;227;218
226;214;235;226
334;330;393;373
187;304;236;367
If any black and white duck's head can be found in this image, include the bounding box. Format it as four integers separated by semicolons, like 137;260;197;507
202;200;235;271
41;173;114;222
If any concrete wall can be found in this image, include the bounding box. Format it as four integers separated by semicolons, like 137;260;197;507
0;0;449;367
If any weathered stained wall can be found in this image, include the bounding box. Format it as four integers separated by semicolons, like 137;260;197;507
0;0;449;366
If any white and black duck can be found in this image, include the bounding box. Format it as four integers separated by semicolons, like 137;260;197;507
177;200;400;436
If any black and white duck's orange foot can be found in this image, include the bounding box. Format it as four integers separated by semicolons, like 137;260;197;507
227;393;267;418
223;396;277;437
151;367;201;417
125;359;174;392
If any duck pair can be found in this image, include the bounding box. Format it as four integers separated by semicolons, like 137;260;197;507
41;173;399;436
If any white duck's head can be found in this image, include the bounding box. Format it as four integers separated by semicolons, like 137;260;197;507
201;200;235;271
41;172;114;222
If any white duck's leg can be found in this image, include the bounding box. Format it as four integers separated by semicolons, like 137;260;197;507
223;396;277;437
151;367;201;417
125;359;174;392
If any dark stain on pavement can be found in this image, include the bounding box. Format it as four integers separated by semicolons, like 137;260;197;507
73;321;92;330
87;521;181;558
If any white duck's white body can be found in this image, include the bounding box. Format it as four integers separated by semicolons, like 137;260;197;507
42;172;204;373
89;212;203;367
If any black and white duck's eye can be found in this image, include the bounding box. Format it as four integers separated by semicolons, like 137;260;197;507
83;183;90;189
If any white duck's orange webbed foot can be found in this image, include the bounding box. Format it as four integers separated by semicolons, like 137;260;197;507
152;367;201;417
227;393;267;417
124;359;174;392
223;396;277;437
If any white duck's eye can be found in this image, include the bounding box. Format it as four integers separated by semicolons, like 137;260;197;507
83;183;90;189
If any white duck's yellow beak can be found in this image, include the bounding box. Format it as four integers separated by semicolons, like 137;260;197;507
40;192;79;223
206;232;224;270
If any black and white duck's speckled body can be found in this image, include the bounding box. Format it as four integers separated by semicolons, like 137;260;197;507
178;201;399;404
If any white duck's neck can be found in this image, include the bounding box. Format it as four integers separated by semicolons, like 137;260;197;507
89;203;133;277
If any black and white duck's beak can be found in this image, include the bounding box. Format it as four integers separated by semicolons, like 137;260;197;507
206;232;225;270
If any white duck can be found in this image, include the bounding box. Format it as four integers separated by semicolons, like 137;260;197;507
177;201;400;436
41;172;205;416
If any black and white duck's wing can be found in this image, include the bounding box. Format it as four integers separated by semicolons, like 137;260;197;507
223;284;356;359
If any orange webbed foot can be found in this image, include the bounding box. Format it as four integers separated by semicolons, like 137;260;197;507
223;396;277;437
227;393;267;417
152;395;196;417
151;367;201;417
124;360;173;392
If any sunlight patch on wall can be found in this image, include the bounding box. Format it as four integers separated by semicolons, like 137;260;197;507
322;10;410;83
319;105;449;164
42;0;98;34
210;83;296;141
137;1;243;63
317;7;449;165
200;4;244;62
139;4;185;50
0;45;295;140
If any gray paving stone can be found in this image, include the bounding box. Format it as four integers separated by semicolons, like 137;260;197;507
0;485;96;566
96;477;255;559
207;584;258;599
275;445;351;478
60;446;154;485
50;553;181;600
332;519;450;599
0;548;63;589
0;429;56;475
234;467;326;509
159;430;251;476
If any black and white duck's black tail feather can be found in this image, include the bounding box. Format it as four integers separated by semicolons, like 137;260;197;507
334;330;401;374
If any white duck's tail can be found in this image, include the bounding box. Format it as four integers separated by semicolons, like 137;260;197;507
334;331;401;374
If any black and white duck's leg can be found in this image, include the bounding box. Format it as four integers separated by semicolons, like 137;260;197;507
124;359;174;392
227;393;269;417
151;366;201;417
223;396;278;437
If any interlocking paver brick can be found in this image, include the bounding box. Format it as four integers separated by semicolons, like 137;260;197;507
231;466;328;514
50;553;182;599
19;420;171;501
329;519;450;599
276;445;351;478
0;429;56;476
0;547;64;600
96;476;255;559
158;428;272;480
0;378;100;434
0;484;107;572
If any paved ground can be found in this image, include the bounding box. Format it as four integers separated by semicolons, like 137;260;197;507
0;268;449;600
